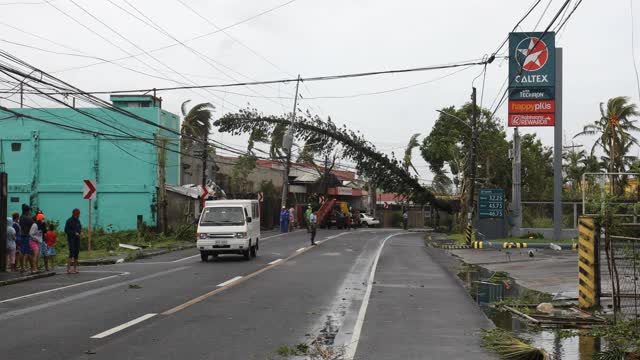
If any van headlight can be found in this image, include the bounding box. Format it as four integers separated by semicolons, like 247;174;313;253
198;233;208;239
235;232;247;239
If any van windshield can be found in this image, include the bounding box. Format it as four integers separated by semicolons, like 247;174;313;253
200;207;245;226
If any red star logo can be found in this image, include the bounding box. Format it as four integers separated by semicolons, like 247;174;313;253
516;37;549;71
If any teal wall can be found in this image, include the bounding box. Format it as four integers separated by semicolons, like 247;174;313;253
0;97;180;230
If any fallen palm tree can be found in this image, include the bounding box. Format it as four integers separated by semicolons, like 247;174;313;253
481;328;550;360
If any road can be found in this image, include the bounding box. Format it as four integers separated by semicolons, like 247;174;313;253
0;229;495;360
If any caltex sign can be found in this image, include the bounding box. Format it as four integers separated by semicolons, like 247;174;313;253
508;32;556;127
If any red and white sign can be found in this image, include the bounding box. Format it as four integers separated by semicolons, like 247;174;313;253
319;196;326;204
508;100;555;114
383;202;389;209
257;192;263;202
200;185;209;199
516;37;549;72
508;113;555;127
83;179;96;200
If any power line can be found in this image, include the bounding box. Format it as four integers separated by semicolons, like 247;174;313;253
630;0;640;103
17;59;488;96
489;0;574;119
53;0;300;75
491;0;543;57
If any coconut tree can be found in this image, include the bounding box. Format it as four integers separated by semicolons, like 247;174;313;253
575;96;640;176
563;149;586;193
181;100;216;185
403;133;421;174
180;100;215;153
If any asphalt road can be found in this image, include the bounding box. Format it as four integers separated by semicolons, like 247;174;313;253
0;229;495;360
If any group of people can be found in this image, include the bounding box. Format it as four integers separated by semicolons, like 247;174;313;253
5;205;83;274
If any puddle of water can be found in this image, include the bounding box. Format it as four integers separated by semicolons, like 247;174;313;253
458;263;604;360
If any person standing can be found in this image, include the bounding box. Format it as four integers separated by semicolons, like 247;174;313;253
43;223;57;272
309;211;318;246
305;205;312;233
279;206;289;233
11;212;21;271
65;208;82;274
288;206;296;232
402;210;409;230
18;204;34;273
6;217;16;272
29;213;45;274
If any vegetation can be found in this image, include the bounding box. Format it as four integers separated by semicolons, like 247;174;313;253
481;328;550;360
590;320;640;359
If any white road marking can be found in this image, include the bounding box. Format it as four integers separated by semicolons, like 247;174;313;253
268;259;283;265
0;272;130;304
217;276;243;287
90;313;157;339
0;266;189;321
344;232;404;359
171;254;200;263
296;247;306;252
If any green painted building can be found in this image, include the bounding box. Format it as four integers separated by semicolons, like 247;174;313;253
0;95;180;230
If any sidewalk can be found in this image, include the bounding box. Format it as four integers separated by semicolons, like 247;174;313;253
0;270;55;286
354;233;496;360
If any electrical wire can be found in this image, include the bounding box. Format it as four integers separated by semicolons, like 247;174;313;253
53;0;300;75
630;0;640;103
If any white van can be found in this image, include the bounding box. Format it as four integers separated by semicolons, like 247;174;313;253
197;200;260;261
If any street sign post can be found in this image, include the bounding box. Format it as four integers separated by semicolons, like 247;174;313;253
200;185;209;209
478;189;505;219
257;192;263;221
83;179;96;256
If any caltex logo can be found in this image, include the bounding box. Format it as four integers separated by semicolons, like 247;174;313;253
515;37;549;72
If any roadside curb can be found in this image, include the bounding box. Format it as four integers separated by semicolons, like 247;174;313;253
0;271;56;286
78;244;196;266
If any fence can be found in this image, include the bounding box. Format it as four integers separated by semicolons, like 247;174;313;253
600;233;640;321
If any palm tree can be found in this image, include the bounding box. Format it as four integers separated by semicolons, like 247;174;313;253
181;100;215;186
180;100;215;154
403;133;421;174
575;96;640;175
563;149;586;192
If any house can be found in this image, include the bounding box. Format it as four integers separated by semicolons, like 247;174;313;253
0;95;180;230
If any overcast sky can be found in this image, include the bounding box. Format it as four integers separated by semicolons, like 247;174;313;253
0;0;638;183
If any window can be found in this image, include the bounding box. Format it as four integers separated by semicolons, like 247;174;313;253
11;143;21;152
200;207;245;226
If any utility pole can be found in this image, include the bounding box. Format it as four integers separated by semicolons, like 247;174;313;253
467;87;479;241
0;172;7;272
324;155;330;196
20;83;23;108
511;128;522;237
201;132;207;208
280;75;301;208
157;138;168;234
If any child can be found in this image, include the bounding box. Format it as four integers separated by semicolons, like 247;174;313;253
11;212;21;271
43;223;57;272
6;217;16;272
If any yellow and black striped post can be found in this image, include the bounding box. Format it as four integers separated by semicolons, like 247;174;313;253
578;216;599;309
464;224;473;245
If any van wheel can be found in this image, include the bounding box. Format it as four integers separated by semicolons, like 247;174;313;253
256;239;259;251
250;244;257;258
200;252;208;262
243;241;251;260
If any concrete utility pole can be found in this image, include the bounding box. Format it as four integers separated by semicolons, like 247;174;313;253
511;128;522;237
157;138;168;234
468;87;479;232
0;172;7;272
280;75;301;208
553;48;563;240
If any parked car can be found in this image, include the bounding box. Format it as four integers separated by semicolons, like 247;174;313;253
360;213;380;227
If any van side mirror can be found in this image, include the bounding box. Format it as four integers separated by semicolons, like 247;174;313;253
246;217;252;223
